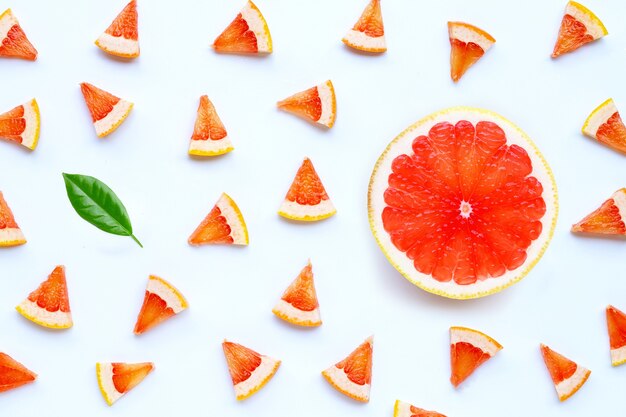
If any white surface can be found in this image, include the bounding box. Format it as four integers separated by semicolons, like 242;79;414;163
0;0;624;416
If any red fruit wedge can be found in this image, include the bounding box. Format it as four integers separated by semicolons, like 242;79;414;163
571;188;626;236
188;192;249;246
16;265;72;329
582;98;626;154
277;80;336;128
448;22;495;82
0;191;26;247
551;1;607;58
394;400;447;417
188;95;233;156
95;0;139;58
540;344;590;401
80;82;133;138
322;336;373;402
342;0;386;53
97;362;154;405
0;9;37;60
134;275;188;335
450;326;502;387
0;353;36;393
213;1;272;54
606;305;626;366
222;340;281;400
272;260;322;327
0;99;40;150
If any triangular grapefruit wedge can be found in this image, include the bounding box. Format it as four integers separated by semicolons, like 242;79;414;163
551;1;607;58
342;0;386;53
96;362;154;406
188;95;233;156
448;22;495;82
394;400;447;417
322;336;373;402
80;82;133;138
222;340;281;400
188;193;249;245
606;305;626;366
0;191;26;247
571;188;626;236
0;99;40;150
582;98;626;154
278;158;336;222
0;9;37;60
277;80;336;128
540;344;590;401
95;0;139;58
0;352;36;393
213;1;272;54
134;275;188;335
450;326;502;387
16;265;72;329
272;260;321;327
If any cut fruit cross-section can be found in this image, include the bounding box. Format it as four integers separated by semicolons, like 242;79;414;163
322;336;373;402
16;265;72;329
450;326;502;387
277;80;336;128
188;95;233;156
80;82;133;138
571;188;626;236
213;1;272;54
96;362;154;406
448;22;495;82
0;352;36;393
278;158;336;222
606;305;626;366
95;0;139;58
394;400;447;417
134;275;188;335
342;0;386;53
0;191;26;246
272;260;322;327
0;9;37;60
582;98;626;154
0;99;40;150
188;192;249;245
551;1;607;58
222;340;281;400
540;344;590;401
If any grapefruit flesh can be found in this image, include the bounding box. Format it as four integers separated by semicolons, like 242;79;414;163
582;98;626;154
394;400;447;417
80;82;133;138
188;192;249;245
342;0;386;53
0;9;37;60
450;326;502;387
606;305;626;366
95;0;139;58
97;362;154;406
368;107;557;299
540;344;590;401
571;188;626;236
134;275;188;335
213;1;272;54
0;99;40;150
222;340;281;400
448;22;495;82
16;265;73;329
0;191;26;246
277;80;336;128
272;260;322;327
551;1;607;58
0;353;36;393
322;336;373;402
188;95;233;156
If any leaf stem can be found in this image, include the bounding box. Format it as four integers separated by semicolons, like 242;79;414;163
130;234;143;248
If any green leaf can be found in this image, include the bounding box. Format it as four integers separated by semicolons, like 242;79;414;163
62;173;143;248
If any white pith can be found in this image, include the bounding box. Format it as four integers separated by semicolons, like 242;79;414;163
272;299;321;325
323;365;370;401
611;189;626;224
93;99;133;137
566;1;606;39
16;299;72;328
368;107;558;299
343;30;386;52
450;327;501;356
317;81;335;127
216;193;248;245
233;355;280;399
394;400;413;417
189;135;234;156
96;33;139;57
19;99;39;149
611;345;626;366
278;198;336;220
240;1;271;53
0;9;18;42
97;363;123;405
449;24;494;51
583;99;618;138
146;276;187;314
555;365;590;400
0;227;25;245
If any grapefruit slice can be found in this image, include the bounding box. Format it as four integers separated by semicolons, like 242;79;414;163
368;107;558;299
277;80;336;128
0;99;40;150
134;275;188;335
188;95;233;156
213;1;272;54
450;326;502;387
448;22;495;82
80;82;133;138
96;362;154;406
582;98;626;154
222;340;281;400
272;260;321;327
188;192;249;246
551;1;607;58
278;158;336;222
0;191;26;247
322;336;373;402
0;352;36;393
342;0;386;53
571;188;626;236
540;344;590;401
606;305;626;366
394;400;446;417
95;0;139;58
16;265;72;329
0;9;37;60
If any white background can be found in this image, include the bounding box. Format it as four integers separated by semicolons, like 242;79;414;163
1;0;625;416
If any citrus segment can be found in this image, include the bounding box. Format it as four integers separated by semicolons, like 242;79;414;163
188;193;249;245
540;344;590;401
278;158;336;222
96;362;154;406
0;191;26;246
80;82;133;138
0;353;36;393
0;99;40;150
0;9;37;60
222;340;281;400
394;400;447;417
213;1;272;54
322;336;373;402
342;0;386;53
450;326;502;387
571;188;626;236
95;0;139;58
16;265;72;329
272;260;321;327
606;305;626;366
551;1;607;58
134;275;188;335
277;80;336;128
448;22;495;82
582;98;626;154
188;95;233;156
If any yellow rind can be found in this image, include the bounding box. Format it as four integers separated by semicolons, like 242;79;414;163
612;357;626;367
450;326;503;349
325;80;337;128
569;1;608;36
321;368;368;402
222;192;249;245
150;275;189;309
15;304;72;329
27;98;40;150
94;39;140;59
96;363;114;406
582;97;613;136
393;399;401;417
278;207;337;222
559;369;591;402
97;102;134;138
342;37;386;53
236;359;281;401
248;0;272;53
271;307;322;327
0;238;26;246
188;145;234;157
